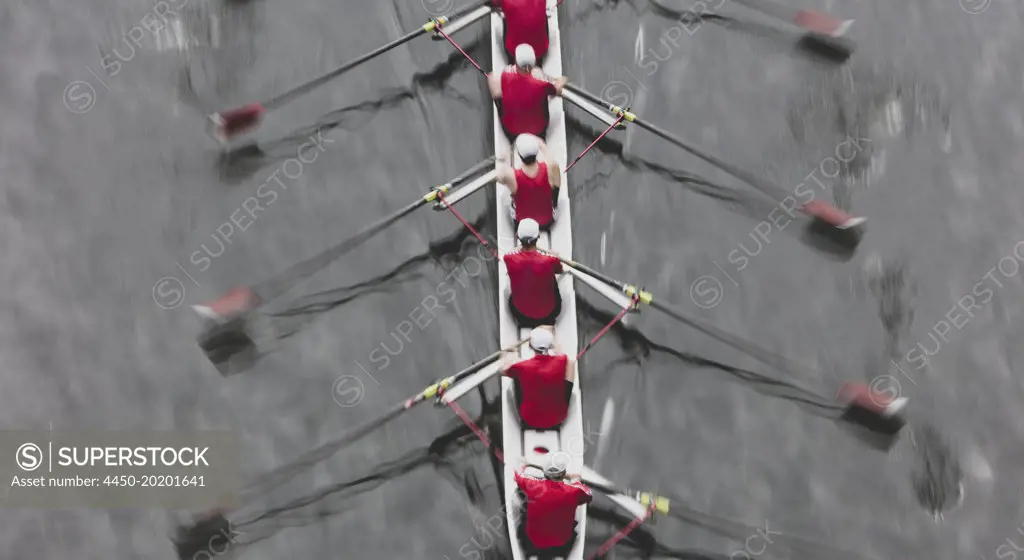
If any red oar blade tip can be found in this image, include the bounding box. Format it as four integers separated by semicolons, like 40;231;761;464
835;382;909;441
801;200;864;229
206;103;266;144
192;286;261;323
794;10;854;38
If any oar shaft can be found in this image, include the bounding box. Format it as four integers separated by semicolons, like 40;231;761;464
443;156;496;187
450;348;503;382
265;28;427;110
556;254;815;380
583;478;671;515
589;474;871;560
556;256;626;292
646;298;813;379
251;200;422;301
241;335;520;499
252;158;493;302
241;402;408;499
264;1;489;110
564;84;789;202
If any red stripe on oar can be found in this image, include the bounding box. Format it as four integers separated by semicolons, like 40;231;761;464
447;400;505;464
586;504;656;560
209;103;266;142
194;286;261;320
800;200;862;229
793;10;851;37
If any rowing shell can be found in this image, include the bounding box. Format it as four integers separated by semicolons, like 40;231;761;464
490;2;585;558
436;2;649;556
489;3;650;559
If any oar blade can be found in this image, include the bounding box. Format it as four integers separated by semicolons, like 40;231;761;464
195;316;259;376
192;159;493;338
793;10;853;37
802;200;866;243
835;382;909;450
192;286;262;323
797;32;856;62
207;103;267;145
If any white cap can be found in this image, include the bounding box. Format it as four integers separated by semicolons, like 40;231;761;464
517;218;540;243
515;134;540;160
543;462;567;481
515;44;536;68
529;327;554;352
544;452;570;480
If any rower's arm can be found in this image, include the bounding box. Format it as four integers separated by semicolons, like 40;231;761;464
548;162;561;188
552;76;568;96
576;484;594;505
496;162;517;195
501;354;521;376
564;356;575;382
537;139;549;158
487;72;502;99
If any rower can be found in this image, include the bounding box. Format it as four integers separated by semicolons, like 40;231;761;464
514;460;592;558
491;0;549;63
487;44;568;143
502;326;575;430
504;219;564;328
498;134;562;230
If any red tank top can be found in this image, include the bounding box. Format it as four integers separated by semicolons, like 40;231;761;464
514;163;554;226
506;353;569;428
500;0;549;61
503;250;562;319
506;353;570;428
500;68;556;137
513;473;592;548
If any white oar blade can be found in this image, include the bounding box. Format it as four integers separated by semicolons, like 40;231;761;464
564;266;635;321
436;169;497;208
580;466;649;520
441;360;503;404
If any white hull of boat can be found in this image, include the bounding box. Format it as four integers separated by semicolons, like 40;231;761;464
492;3;586;560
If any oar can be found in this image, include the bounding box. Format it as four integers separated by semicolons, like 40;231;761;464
581;468;876;560
549;254;909;440
563;84;866;246
239;336;529;501
730;0;855;41
205;1;489;143
577;469;671;516
519;461;668;520
650;0;854;61
192;157;494;324
177;337;529;548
